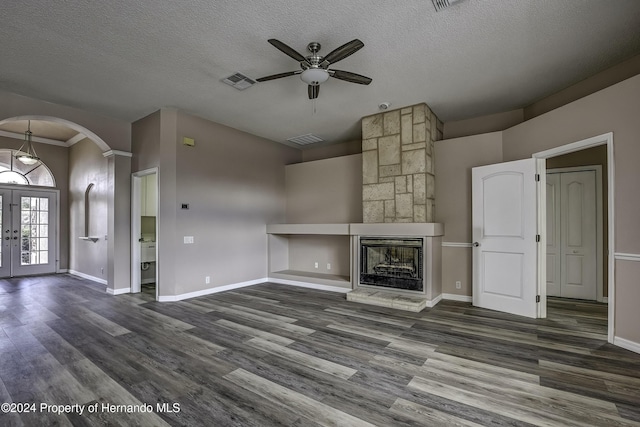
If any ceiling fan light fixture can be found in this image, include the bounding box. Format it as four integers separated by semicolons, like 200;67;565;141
300;68;329;85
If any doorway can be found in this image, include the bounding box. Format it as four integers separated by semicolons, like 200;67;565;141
131;168;158;299
534;132;614;342
0;187;58;277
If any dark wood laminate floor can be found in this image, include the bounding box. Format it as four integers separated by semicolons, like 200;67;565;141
1;275;639;426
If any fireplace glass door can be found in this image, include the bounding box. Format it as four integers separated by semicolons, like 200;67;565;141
360;237;423;291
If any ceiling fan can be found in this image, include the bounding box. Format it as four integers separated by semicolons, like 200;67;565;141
256;39;372;99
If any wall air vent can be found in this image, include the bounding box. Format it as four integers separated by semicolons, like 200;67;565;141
286;133;324;146
222;72;256;90
432;0;463;12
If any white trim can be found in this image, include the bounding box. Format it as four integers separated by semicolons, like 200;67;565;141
141;278;156;285
131;167;159;299
267;277;351;294
107;287;132;295
533;132;615;343
59;269;68;273
65;133;86;147
0;129;68;147
69;269;107;285
102;149;133;158
547;165;604;303
602;297;608;303
442;293;473;302
158;278;267;302
442;242;473;248
427;294;443;307
615;252;640;262
613;337;640;355
534;133;612;158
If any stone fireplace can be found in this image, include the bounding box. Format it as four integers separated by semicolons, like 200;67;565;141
346;103;443;310
361;103;443;223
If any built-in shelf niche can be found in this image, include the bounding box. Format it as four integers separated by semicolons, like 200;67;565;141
267;224;352;289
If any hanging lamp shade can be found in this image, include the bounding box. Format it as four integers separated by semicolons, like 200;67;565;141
16;120;40;165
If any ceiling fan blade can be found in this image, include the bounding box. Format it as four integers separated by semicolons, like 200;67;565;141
268;39;309;64
308;85;320;99
330;69;372;85
256;71;299;82
323;39;364;64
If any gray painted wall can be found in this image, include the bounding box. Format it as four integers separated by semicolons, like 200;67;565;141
132;109;302;297
173;111;301;294
69;138;108;280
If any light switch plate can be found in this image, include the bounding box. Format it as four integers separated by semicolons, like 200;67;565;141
184;236;194;244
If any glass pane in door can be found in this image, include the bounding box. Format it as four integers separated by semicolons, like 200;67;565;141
20;196;49;265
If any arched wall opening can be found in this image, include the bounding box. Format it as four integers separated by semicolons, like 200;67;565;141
0;114;131;293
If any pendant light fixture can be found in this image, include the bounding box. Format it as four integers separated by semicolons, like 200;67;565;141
16;120;40;165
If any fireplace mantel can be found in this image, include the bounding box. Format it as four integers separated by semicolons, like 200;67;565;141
266;223;443;237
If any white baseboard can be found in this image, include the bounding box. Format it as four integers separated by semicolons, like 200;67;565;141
141;278;156;285
426;294;443;307
613;336;640;355
107;287;131;295
58;269;69;273
601;297;608;303
267;277;351;294
443;293;473;302
158;278;268;302
68;269;107;285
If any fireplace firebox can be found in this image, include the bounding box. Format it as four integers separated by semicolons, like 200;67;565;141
359;237;423;292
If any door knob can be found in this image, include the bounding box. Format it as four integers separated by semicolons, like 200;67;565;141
473;242;480;247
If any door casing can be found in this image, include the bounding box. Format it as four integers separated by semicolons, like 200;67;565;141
533;133;614;343
131;167;159;299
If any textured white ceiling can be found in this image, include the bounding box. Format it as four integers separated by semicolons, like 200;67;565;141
2;0;640;147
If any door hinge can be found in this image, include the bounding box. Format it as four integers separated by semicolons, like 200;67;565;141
536;234;540;242
535;173;540;181
536;295;541;303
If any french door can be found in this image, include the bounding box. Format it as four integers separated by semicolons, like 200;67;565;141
0;188;58;277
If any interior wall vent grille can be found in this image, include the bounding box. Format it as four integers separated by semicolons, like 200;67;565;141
222;72;256;90
287;133;324;146
432;0;463;12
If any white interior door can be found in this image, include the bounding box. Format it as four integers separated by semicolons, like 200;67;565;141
0;188;58;278
546;174;561;296
559;171;597;299
472;158;542;318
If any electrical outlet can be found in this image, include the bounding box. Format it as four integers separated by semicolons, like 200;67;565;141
314;262;319;269
205;276;210;284
101;267;104;275
327;263;331;270
455;281;461;289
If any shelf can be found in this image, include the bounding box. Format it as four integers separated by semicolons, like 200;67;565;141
267;224;350;235
269;270;351;288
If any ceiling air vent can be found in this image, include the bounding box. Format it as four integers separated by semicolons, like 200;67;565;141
432;0;463;12
222;72;256;90
287;133;324;146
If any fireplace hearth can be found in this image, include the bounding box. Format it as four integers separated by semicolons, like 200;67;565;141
359;237;423;292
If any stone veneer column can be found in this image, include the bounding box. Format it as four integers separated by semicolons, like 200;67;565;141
362;103;443;223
